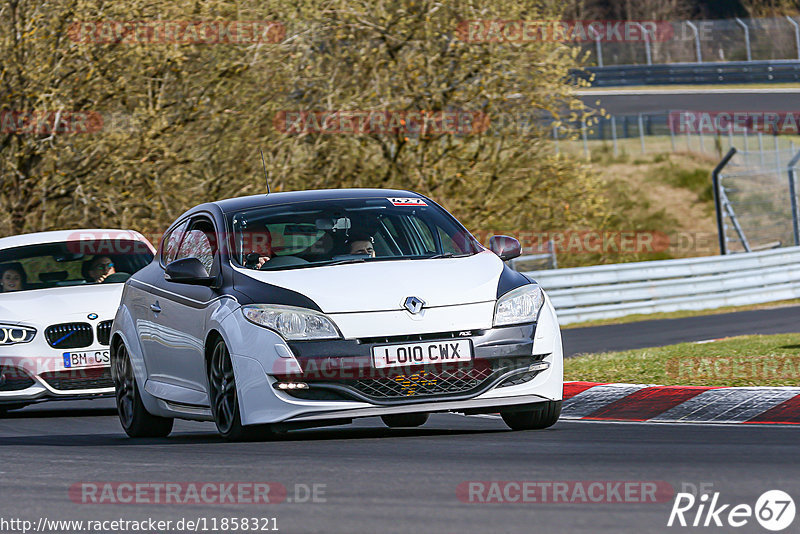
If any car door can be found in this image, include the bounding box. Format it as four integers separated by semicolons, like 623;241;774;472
139;215;220;402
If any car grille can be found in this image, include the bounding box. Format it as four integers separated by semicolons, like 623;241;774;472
349;366;493;398
96;321;113;346
39;368;113;391
497;370;538;388
45;323;94;349
0;366;35;391
285;355;548;402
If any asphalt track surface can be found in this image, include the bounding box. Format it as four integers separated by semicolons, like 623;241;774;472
2;403;799;534
578;88;800;115
4;306;800;533
562;304;800;357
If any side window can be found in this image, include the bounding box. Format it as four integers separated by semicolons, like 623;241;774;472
176;219;217;275
438;227;460;254
163;220;189;265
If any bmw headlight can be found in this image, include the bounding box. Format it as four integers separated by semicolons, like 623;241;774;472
242;305;341;341
0;324;36;345
493;284;545;327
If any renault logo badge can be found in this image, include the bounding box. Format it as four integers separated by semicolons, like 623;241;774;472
403;296;425;314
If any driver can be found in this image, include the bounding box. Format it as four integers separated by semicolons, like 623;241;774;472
85;256;116;283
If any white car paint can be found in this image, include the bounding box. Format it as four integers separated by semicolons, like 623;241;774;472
236;250;503;313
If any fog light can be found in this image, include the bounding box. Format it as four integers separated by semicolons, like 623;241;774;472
528;361;550;372
275;382;309;390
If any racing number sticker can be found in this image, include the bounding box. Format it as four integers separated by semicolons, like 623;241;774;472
388;197;427;207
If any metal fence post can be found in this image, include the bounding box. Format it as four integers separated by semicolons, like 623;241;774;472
787;16;800;60
553;124;559;155
685;21;703;63
713;148;737;255
728;125;734;150
775;135;781;171
758;132;765;167
548;239;558;269
638;113;646;153
736;18;752;61
633;22;652;65
611;116;618;156
669;110;676;152
592;28;603;67
788;149;800;246
581;119;589;160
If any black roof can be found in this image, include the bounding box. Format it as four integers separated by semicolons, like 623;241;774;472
212;188;424;214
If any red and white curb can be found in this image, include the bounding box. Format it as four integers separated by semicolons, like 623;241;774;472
562;382;800;424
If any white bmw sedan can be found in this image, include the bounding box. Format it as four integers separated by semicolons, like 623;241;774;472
0;230;154;414
111;189;563;440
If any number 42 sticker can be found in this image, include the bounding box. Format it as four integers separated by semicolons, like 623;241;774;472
388;197;427;206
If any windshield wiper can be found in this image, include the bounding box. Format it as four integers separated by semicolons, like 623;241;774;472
415;253;472;259
317;257;368;266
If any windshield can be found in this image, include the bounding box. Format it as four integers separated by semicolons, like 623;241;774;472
0;240;153;293
229;197;482;271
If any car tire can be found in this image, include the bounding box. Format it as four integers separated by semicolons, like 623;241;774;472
381;413;429;428
501;400;561;431
208;337;273;442
112;341;174;438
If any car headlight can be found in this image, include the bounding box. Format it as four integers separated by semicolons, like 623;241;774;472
493;284;545;327
0;324;36;345
242;305;341;341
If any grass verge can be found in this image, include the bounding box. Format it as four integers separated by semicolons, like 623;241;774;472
564;333;800;387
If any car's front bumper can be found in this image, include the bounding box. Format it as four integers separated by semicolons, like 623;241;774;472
0;352;114;405
226;297;563;426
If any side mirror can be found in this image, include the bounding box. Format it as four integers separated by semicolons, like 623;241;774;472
489;235;521;261
165;258;215;286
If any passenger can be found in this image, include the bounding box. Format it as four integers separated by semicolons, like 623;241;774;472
84;256;116;283
243;229;272;269
0;265;26;292
346;231;376;258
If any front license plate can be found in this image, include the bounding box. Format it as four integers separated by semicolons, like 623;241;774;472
372;339;472;369
62;350;110;369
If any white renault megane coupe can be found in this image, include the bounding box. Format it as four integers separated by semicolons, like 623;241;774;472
0;230;154;414
111;189;563;440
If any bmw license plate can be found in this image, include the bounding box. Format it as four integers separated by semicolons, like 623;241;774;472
372;339;472;369
62;350;110;369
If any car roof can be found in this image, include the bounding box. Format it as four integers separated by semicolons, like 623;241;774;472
0;229;152;251
210;188;426;215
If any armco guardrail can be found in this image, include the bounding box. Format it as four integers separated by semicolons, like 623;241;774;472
522;246;800;324
574;60;800;87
